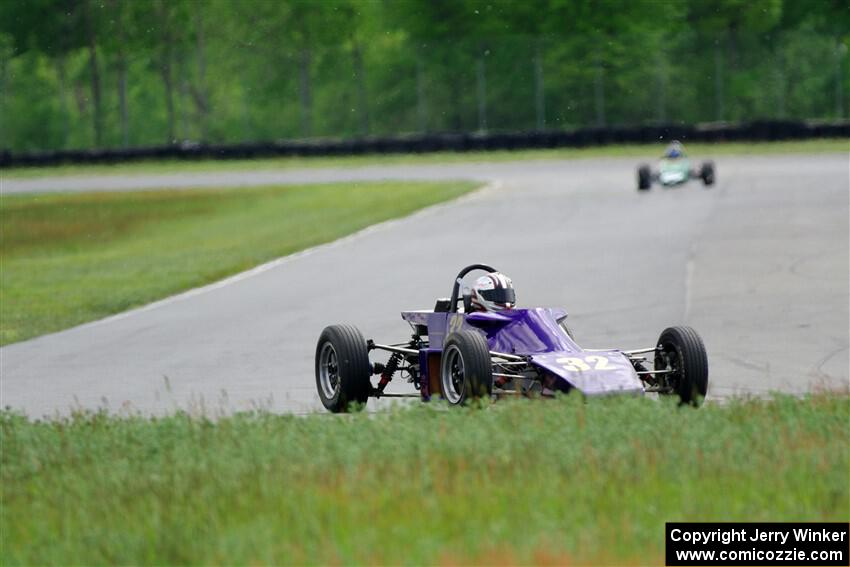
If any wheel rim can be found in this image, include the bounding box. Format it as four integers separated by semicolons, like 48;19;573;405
442;344;465;404
319;342;340;399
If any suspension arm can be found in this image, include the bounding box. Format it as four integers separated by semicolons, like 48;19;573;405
369;342;418;355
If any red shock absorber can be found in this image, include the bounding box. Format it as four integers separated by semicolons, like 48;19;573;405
377;353;402;394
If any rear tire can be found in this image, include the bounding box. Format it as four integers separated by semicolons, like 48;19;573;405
638;165;652;191
441;331;493;405
315;324;371;412
700;161;715;186
654;326;708;406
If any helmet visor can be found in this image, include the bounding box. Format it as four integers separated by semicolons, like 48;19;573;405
479;288;516;305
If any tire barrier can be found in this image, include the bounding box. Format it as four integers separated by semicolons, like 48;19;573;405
1;120;847;168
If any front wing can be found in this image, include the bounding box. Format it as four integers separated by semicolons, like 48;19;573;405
530;350;645;396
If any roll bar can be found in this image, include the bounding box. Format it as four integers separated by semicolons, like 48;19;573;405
449;264;497;313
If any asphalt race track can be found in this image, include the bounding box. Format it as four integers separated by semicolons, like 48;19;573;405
2;153;848;416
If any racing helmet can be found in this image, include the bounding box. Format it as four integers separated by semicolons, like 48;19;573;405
470;272;516;312
665;140;685;158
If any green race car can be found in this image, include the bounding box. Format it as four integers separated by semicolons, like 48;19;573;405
637;141;715;191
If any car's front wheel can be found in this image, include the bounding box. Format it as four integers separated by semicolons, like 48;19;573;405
654;326;708;406
440;331;493;406
700;161;715;186
638;165;652;191
315;324;371;412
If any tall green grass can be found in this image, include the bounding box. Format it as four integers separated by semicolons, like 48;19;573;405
2;394;847;565
0;180;476;344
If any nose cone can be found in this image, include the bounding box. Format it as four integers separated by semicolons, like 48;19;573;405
530;351;645;396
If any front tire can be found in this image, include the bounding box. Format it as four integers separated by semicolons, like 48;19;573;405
638;165;652;191
315;324;371;412
700;161;715;186
440;331;493;405
654;326;708;406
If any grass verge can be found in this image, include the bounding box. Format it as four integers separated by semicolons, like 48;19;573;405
2;394;847;565
2;139;847;180
0;180;476;345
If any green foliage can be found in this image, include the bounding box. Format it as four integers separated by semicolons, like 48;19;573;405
0;180;476;344
0;0;847;151
2;394;847;564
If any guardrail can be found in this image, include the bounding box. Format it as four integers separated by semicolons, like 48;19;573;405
1;120;847;168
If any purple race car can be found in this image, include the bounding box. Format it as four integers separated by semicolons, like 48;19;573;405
315;264;708;412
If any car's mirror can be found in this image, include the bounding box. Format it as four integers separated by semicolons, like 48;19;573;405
466;311;512;327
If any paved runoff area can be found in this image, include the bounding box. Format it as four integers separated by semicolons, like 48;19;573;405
1;152;848;416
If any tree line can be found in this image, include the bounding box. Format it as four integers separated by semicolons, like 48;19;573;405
1;0;847;152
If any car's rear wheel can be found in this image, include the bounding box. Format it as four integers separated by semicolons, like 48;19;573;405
638;165;652;191
654;326;708;406
315;324;371;412
700;161;715;186
441;331;493;405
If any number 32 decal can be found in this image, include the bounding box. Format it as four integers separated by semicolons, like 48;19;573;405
556;355;613;372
